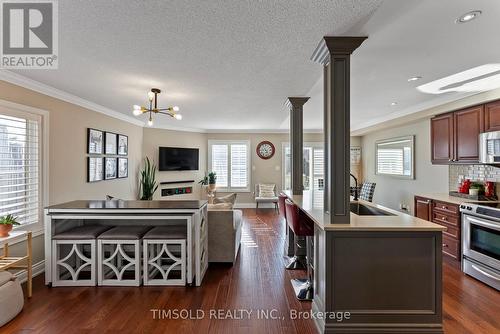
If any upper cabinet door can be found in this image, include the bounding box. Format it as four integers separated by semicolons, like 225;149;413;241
485;101;500;132
454;106;484;162
431;113;454;164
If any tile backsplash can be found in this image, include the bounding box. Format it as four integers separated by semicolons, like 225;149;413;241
449;165;500;194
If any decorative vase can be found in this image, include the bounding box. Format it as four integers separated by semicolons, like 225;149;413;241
0;224;13;237
208;184;216;192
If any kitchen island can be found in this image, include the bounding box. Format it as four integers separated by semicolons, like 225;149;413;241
284;190;446;334
44;200;208;286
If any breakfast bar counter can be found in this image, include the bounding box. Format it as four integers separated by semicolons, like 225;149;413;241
44;200;208;286
283;190;445;334
284;190;445;231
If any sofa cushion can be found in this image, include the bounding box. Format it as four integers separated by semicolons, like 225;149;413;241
258;184;276;197
213;193;237;205
208;202;233;211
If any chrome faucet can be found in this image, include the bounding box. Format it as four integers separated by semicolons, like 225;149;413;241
350;173;359;201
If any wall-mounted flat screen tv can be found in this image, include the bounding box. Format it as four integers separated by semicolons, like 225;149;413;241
159;147;199;171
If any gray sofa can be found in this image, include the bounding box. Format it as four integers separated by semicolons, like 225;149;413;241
207;209;242;264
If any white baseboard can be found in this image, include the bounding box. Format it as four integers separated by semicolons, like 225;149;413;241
234;202;276;209
14;260;45;284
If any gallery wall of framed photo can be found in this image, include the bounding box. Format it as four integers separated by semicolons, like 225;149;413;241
87;128;128;182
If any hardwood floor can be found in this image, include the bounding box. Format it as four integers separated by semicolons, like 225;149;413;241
2;209;499;334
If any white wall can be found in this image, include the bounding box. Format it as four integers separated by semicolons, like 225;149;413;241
361;118;448;213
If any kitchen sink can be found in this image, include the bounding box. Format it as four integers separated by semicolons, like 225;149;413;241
350;202;395;216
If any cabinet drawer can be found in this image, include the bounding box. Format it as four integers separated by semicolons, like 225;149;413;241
433;200;459;216
433;221;460;239
442;235;460;260
433;211;460;227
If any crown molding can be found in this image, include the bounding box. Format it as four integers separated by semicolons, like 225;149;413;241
0;70;145;126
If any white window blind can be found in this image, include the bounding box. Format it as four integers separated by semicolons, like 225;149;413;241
208;140;250;191
230;144;248;188
375;136;414;179
0;114;40;226
211;144;228;188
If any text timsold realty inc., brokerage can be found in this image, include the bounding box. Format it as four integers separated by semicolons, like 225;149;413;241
1;0;58;69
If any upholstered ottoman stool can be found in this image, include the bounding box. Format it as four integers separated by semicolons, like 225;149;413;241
142;226;187;286
52;225;111;287
97;226;151;286
0;271;24;326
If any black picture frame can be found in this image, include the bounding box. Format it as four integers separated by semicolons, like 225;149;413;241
118;134;128;156
87;128;104;154
118;158;128;178
105;157;117;180
105;132;118;155
87;157;104;182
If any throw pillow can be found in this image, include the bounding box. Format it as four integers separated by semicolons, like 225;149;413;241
258;184;275;197
208;203;233;211
213;193;237;205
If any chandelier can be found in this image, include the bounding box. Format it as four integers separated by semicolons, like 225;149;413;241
132;88;181;126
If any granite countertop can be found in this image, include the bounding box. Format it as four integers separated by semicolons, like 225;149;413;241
415;193;500;205
46;200;208;211
284;190;445;232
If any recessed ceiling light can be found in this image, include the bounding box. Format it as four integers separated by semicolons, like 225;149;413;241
456;10;481;23
408;76;422;82
390;102;398;106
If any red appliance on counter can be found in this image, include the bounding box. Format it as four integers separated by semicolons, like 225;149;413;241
459;179;471;194
485;181;495;197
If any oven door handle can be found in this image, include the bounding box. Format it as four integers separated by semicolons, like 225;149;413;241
466;216;500;231
472;264;500;281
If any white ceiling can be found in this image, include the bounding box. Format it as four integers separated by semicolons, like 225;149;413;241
7;0;500;132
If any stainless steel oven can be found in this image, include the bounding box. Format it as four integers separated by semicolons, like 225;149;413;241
461;204;500;290
479;131;500;164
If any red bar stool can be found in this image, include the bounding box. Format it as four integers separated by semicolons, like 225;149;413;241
285;199;314;301
278;193;288;219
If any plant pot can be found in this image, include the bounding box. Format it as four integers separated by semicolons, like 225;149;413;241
0;224;13;237
469;188;479;196
208;184;216;192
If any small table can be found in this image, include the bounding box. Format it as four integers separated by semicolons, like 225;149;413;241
0;231;32;297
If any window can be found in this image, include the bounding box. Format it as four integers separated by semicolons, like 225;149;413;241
282;143;324;205
375;136;414;179
208;140;250;191
0;113;41;228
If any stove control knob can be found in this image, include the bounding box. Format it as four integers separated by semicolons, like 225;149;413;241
460;205;465;209
467;206;472;210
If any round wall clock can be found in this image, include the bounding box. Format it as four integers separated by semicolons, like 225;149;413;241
256;141;275;160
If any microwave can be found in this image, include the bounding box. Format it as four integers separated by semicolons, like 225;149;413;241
480;131;500;164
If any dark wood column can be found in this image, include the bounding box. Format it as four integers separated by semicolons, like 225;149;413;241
286;97;309;195
311;37;367;224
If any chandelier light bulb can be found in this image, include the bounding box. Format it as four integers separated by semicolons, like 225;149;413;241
148;118;153;127
174;114;182;120
172;106;180;112
133;105;142;115
148;91;155;101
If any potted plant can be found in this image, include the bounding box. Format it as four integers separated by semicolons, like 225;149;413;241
199;172;217;191
0;214;20;237
139;157;158;200
469;182;484;196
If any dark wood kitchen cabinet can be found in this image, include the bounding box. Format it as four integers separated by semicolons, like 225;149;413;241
414;196;461;263
414;196;432;221
484;100;500;132
431;105;485;164
454;105;484;162
431;112;454;163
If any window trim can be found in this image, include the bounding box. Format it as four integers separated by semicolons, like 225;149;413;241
375;135;415;180
0;99;49;234
207;139;251;192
